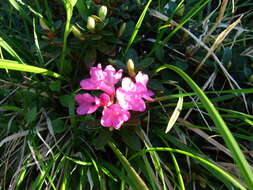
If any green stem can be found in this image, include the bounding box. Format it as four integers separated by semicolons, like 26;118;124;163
60;3;73;74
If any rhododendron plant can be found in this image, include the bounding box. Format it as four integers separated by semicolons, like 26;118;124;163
75;64;154;129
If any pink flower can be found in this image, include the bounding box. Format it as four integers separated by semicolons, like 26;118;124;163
75;93;111;115
75;93;101;115
116;71;154;112
80;64;123;95
101;104;131;129
75;64;154;129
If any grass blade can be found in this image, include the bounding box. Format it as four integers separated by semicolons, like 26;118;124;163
108;141;150;190
156;64;253;189
0;59;62;78
170;152;185;190
125;0;152;54
0;37;24;63
148;0;210;56
130;147;246;190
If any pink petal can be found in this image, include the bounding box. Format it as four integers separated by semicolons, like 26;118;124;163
75;93;100;115
75;93;97;104
76;104;99;115
104;65;123;85
98;82;115;95
121;77;136;91
116;88;146;112
101;104;130;129
80;64;122;95
80;79;99;90
135;71;149;86
90;64;104;80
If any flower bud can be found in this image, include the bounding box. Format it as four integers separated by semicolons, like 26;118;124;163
127;59;136;78
176;4;185;17
98;5;107;21
87;16;96;32
71;25;85;40
39;18;50;31
118;22;126;38
108;58;116;65
249;74;253;83
69;0;77;7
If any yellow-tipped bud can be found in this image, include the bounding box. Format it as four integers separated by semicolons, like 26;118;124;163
71;25;85;40
118;22;126;38
127;59;136;78
87;16;96;32
98;5;107;21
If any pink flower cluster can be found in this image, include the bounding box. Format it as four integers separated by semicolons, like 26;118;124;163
75;64;154;129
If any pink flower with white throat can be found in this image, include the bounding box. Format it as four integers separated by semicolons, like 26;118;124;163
80;64;123;95
75;64;154;129
116;71;154;112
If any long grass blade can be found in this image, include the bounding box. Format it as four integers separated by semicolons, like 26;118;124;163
0;59;62;78
156;64;253;189
125;0;152;54
108;141;150;190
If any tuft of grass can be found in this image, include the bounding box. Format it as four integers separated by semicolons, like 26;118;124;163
157;64;253;188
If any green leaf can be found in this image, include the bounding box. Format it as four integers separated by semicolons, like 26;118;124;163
136;58;154;69
52;119;66;133
125;48;139;64
49;80;61;92
155;47;165;62
120;128;142;151
84;48;97;68
222;47;232;66
60;95;74;108
149;79;165;91
92;130;112;150
96;41;111;54
24;107;37;123
166;93;183;133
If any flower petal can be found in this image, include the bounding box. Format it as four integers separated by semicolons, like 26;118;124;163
80;79;99;90
116;88;146;112
80;64;122;95
75;93;100;115
101;104;130;129
135;71;149;86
